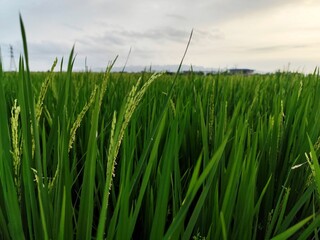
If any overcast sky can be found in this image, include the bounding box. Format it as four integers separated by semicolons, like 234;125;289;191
1;0;320;72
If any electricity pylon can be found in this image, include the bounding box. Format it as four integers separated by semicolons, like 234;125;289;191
9;45;17;72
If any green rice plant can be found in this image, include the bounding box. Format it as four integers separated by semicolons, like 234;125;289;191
2;17;320;240
96;72;161;239
76;77;101;239
18;16;47;239
0;42;25;240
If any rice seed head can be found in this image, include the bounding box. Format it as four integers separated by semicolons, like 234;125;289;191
115;73;160;159
291;161;307;170
31;168;44;188
98;64;113;108
280;100;285;119
107;111;117;191
10;99;22;202
68;84;98;152
36;58;57;122
270;116;275;128
169;98;176;117
305;152;320;200
106;72;160;196
315;136;320;152
48;161;59;192
30;122;35;159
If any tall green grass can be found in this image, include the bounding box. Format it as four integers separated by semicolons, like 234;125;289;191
0;17;320;239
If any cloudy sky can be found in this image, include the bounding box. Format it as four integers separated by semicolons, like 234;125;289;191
1;0;320;72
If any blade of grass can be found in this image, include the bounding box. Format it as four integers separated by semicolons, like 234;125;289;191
149;121;177;239
58;187;66;240
126;109;168;239
220;212;228;240
164;130;230;239
307;135;320;196
182;174;213;240
270;215;313;240
76;87;100;239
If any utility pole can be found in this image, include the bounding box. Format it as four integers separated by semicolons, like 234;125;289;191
9;45;17;72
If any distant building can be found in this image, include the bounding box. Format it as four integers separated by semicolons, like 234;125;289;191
228;68;254;75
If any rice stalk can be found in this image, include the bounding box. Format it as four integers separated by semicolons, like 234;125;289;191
208;85;215;143
298;80;303;99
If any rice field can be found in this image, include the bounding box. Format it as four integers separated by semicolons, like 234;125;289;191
1;17;320;240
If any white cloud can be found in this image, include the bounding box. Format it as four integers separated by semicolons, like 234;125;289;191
1;0;320;72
